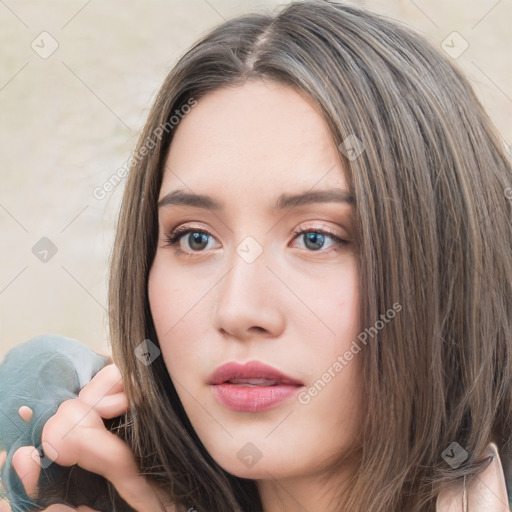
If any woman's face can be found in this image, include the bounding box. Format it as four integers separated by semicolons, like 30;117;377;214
148;79;364;483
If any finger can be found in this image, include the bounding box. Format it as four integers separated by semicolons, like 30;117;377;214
18;406;33;423
0;451;7;503
84;391;129;419
78;365;128;419
78;365;123;403
70;428;167;512
79;430;166;512
11;446;40;497
42;400;168;512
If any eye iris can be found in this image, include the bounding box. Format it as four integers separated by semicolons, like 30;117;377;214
189;232;208;250
304;232;324;250
178;230;333;252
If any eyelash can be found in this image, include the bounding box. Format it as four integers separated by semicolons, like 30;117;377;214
162;224;348;258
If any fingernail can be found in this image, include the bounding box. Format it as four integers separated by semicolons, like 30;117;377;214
18;406;33;423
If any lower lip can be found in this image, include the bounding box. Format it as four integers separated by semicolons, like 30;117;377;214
211;383;301;412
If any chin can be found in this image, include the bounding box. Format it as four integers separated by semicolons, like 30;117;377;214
201;436;305;481
213;455;294;480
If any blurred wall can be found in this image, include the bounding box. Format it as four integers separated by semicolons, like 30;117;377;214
1;0;510;358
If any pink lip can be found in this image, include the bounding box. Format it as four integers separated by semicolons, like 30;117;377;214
208;361;303;412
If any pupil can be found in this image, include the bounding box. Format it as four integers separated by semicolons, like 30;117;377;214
305;232;324;250
190;232;207;250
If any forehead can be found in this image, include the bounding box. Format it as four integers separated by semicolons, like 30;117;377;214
161;79;348;199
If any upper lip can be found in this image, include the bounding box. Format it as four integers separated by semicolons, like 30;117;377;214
208;361;303;386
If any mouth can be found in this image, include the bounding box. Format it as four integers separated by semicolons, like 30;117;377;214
208;361;304;412
226;378;280;386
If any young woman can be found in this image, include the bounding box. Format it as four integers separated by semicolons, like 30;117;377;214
1;1;511;511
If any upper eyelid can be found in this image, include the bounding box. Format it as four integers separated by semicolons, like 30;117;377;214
164;221;346;236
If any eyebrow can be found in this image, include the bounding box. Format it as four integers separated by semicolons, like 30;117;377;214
157;188;354;211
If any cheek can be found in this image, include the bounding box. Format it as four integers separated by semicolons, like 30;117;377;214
321;259;361;340
148;266;173;331
147;260;183;364
147;255;197;338
147;258;209;376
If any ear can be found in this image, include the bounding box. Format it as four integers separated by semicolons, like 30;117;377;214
436;443;510;512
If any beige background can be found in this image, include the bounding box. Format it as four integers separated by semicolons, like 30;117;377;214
1;0;510;359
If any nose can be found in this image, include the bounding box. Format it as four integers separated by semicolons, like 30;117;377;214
213;242;285;342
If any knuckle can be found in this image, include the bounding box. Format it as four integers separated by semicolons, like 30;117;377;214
56;398;88;423
42;399;86;443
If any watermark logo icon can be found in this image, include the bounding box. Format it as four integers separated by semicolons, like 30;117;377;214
31;31;59;59
237;442;263;468
236;236;263;264
441;32;469;59
32;237;58;263
442;442;468;469
134;339;161;366
31;441;58;469
338;134;365;161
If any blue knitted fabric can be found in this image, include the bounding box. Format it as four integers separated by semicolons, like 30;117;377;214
0;334;109;511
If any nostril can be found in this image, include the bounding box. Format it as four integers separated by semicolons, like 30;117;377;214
250;326;267;334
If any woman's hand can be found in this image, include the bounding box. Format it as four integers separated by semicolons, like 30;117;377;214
436;443;510;512
0;364;175;512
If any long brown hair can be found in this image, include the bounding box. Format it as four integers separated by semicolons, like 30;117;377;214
108;1;512;510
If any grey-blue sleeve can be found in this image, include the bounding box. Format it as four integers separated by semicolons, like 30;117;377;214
0;334;110;511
